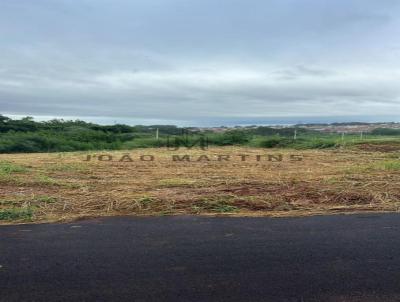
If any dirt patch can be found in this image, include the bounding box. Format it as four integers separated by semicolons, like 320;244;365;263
355;143;400;152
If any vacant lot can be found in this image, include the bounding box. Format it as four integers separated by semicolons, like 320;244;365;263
1;146;400;224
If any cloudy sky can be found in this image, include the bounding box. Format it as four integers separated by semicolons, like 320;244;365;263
1;0;400;125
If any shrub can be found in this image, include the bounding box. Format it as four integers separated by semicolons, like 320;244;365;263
0;207;33;221
259;138;293;148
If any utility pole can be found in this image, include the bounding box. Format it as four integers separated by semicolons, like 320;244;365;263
294;129;297;140
341;132;345;141
360;131;363;140
156;128;159;140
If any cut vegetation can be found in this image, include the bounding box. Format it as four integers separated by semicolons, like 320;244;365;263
1;144;400;224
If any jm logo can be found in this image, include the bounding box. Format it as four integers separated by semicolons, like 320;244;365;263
166;131;209;151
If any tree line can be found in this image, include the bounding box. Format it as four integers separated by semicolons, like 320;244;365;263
1;115;399;153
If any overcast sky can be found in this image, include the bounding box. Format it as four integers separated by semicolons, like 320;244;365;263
1;0;400;125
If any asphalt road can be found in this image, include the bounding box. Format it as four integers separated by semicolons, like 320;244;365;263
2;214;400;301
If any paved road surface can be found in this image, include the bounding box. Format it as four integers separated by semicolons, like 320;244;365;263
2;214;400;301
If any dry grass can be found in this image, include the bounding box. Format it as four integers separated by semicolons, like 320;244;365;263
1;147;400;224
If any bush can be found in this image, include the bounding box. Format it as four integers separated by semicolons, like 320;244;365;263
294;139;338;149
371;128;400;136
122;138;166;149
209;130;251;146
0;207;33;221
259;138;292;148
0;131;123;153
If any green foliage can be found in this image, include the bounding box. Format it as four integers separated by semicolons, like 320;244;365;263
44;163;87;172
0;161;27;175
35;175;60;186
377;161;400;171
35;195;57;203
353;160;400;173
0;115;200;153
136;196;155;208
293;138;339;149
0;130;124;153
251;126;312;137
371;128;400;136
258;137;293;148
1;115;400;153
250;136;339;149
208;130;251;145
194;197;239;213
0;207;33;221
122;137;167;148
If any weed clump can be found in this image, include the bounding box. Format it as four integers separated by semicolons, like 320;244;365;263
0;207;34;221
0;161;27;175
193;197;238;213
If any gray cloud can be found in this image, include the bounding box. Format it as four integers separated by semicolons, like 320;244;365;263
1;0;400;125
